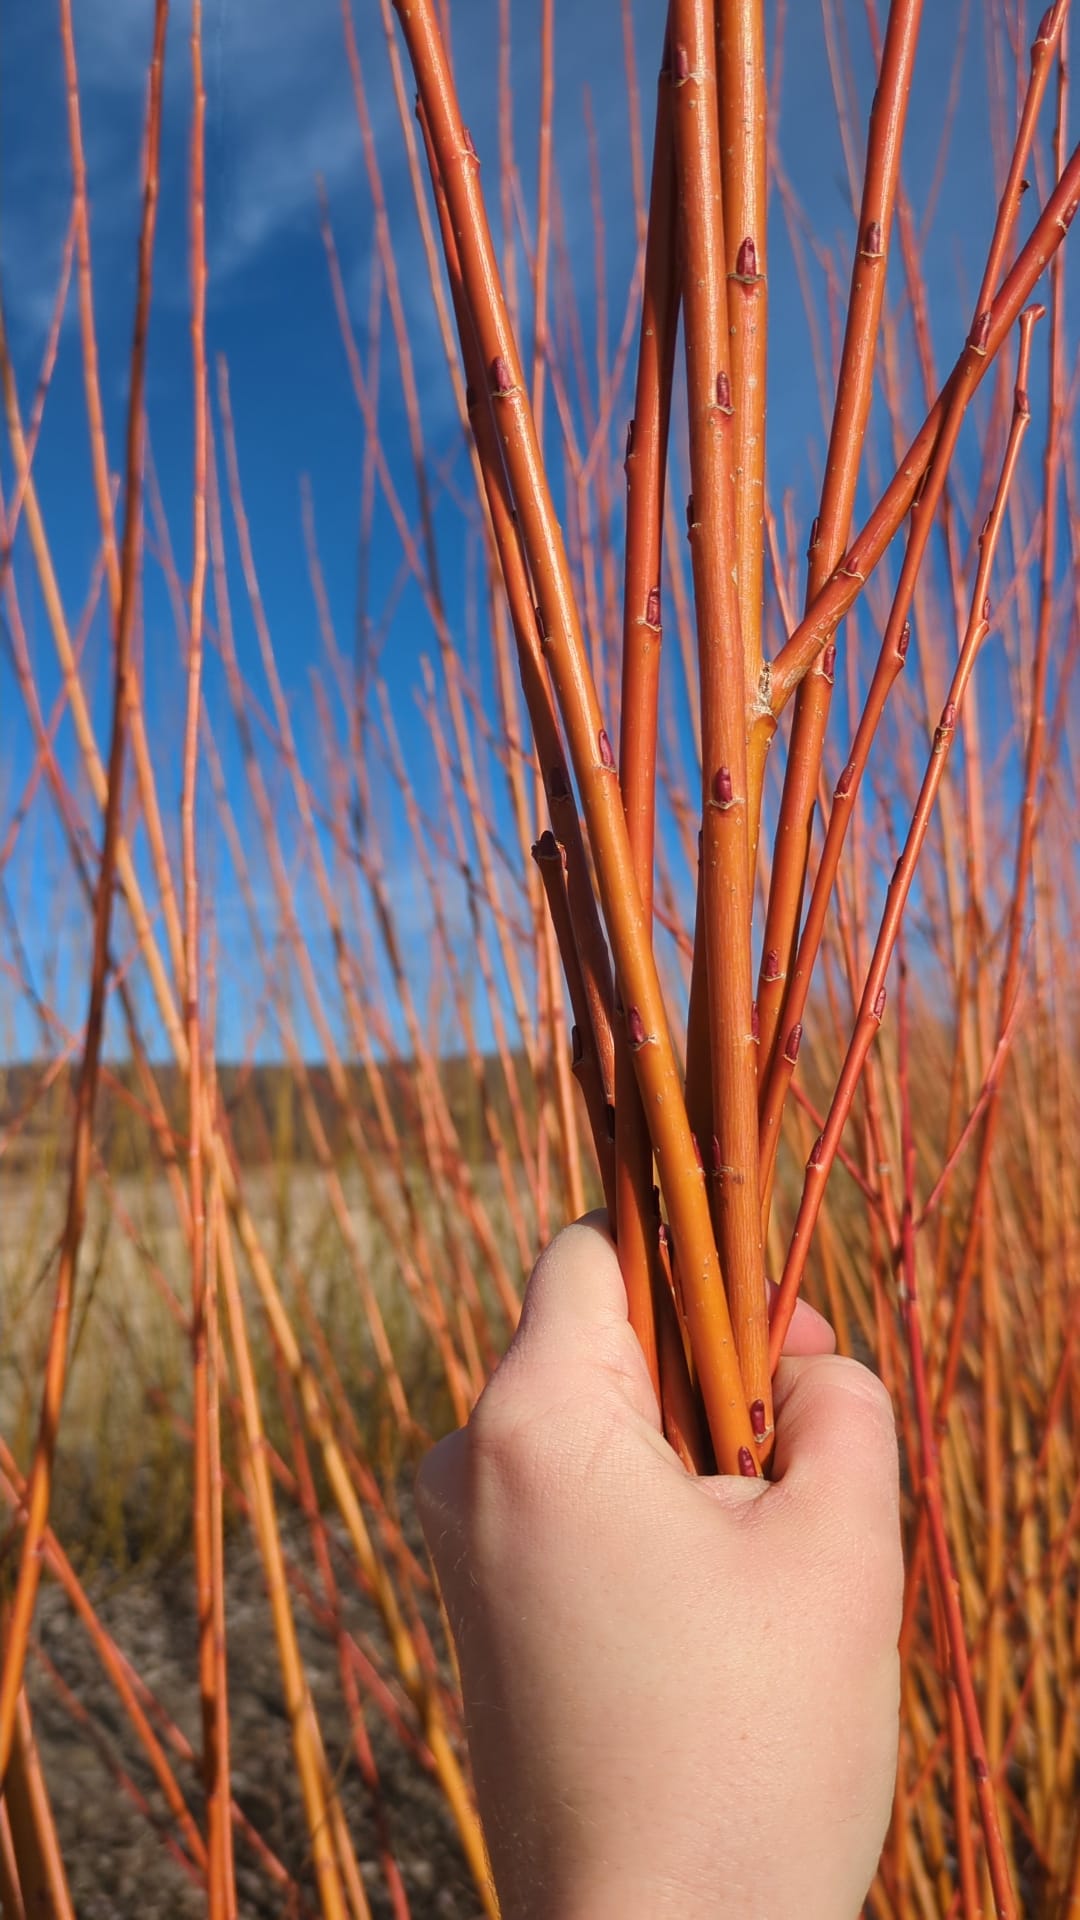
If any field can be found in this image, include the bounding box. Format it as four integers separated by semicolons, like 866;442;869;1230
2;1;1080;1916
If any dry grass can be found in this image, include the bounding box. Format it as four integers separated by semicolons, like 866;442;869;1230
2;3;1079;1916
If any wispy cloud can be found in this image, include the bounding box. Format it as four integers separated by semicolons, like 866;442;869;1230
0;1;400;338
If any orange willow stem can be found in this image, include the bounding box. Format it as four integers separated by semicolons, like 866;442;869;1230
671;0;771;1444
529;0;555;435
216;1211;351;1920
0;0;170;1785
397;0;758;1474
769;308;1039;1366
614;14;678;1399
416;114;616;1120
756;0;924;1092
211;1125;492;1898
767;131;1080;712
0;1680;75;1920
716;0;768;734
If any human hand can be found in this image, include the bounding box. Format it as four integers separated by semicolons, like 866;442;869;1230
417;1216;902;1920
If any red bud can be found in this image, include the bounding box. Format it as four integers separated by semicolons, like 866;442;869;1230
712;766;735;809
736;234;758;278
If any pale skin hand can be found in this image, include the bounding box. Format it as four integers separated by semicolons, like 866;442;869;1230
417;1217;903;1920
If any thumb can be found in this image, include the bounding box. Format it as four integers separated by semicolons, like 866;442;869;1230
488;1213;662;1430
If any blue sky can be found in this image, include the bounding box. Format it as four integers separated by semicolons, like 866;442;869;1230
0;0;1070;1061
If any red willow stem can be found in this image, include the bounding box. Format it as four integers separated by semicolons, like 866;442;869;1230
301;491;529;1322
614;15;679;1399
0;1444;210;1881
0;0;170;1785
755;0;925;1094
769;307;1040;1366
0;209;74;585
757;620;909;1209
60;0;188;1008
765;127;1080;714
532;831;616;1212
758;79;1074;1199
415;102;617;1172
895;967;1018;1920
933;76;1070;1439
319;112;542;1115
913;987;1025;1234
366;687;533;1325
182;9;234;1914
670;0;772;1444
396;0;758;1475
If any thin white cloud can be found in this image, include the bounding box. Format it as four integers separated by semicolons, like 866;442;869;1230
0;0;402;334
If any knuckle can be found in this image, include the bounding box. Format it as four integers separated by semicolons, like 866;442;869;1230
467;1364;548;1495
469;1398;555;1525
468;1370;620;1524
831;1356;898;1446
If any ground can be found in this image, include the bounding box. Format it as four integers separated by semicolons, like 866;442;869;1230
27;1514;485;1918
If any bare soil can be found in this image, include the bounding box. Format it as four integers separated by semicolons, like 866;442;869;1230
26;1513;485;1919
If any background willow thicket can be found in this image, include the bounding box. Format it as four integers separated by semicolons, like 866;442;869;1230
0;2;1078;1917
